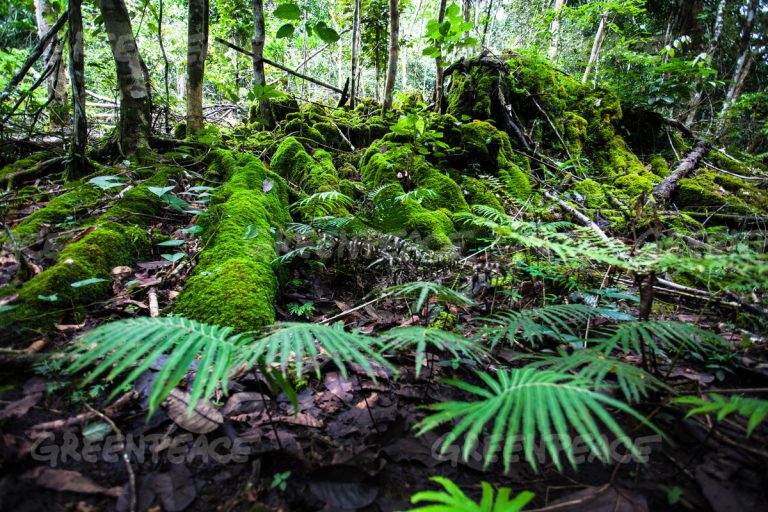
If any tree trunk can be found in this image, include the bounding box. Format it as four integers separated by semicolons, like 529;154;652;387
434;0;447;112
462;0;472;58
97;0;152;156
68;0;87;177
547;0;566;61
34;0;69;127
582;13;606;85
685;0;726;126
350;0;362;107
382;0;400;115
720;0;758;119
158;0;171;133
186;0;209;134
251;0;273;126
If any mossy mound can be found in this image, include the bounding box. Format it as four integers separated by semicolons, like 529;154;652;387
270;137;342;195
175;149;290;331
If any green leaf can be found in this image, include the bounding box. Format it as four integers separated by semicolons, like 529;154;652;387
88;176;125;190
148;185;175;197
37;294;59;302
161;253;185;263
0;305;18;313
71;277;108;288
157;240;186;247
184;209;209;216
276;23;295;38
273;3;300;19
182;225;204;235
314;22;340;43
242;225;259;240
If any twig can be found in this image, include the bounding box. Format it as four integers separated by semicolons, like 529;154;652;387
84;404;136;512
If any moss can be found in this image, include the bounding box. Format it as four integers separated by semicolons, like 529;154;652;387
270;137;341;195
430;311;458;330
11;184;104;240
175;151;289;331
446;69;495;120
462;177;503;210
574;179;607;208
281;117;326;144
248;94;300;126
612;173;655;198
173;122;187;139
649;155;669;177
393;91;425;111
1;222;151;336
0;152;54;179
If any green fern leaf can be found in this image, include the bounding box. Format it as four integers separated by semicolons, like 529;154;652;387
408;477;534;512
594;320;725;356
382;281;475;312
416;368;659;472
380;327;487;377
674;394;768;436
237;322;394;381
66;316;252;413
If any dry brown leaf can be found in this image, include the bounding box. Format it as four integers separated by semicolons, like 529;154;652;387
23;467;124;497
275;412;323;428
0;392;41;420
221;392;269;416
163;388;223;434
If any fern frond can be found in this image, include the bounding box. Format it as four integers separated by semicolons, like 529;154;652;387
66;317;251;413
366;183;397;201
416;368;658;472
382;281;475;312
407;477;534;512
594;320;726;356
674;394;768;436
237;322;394;381
290;191;354;217
396;188;437;203
525;350;667;403
482;304;630;348
380;327;487;377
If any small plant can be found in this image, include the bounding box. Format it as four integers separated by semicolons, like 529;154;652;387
407;477;533;512
271;470;291;492
287;302;315;319
673;394;768;437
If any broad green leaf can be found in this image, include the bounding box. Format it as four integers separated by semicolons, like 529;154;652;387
157;240;185;247
276;23;295;38
273;3;300;20
88;176;125;190
71;277;108;288
182;225;204;235
38;294;59;302
161;253;185;263
148;185;175;197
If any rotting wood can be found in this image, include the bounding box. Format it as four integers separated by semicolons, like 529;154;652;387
652;140;711;204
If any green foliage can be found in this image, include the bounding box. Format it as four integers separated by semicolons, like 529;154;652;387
290;190;354;217
287;301;315;319
382;280;475;312
67;316;394;414
381;327;486;377
417;367;658;472
594;320;726;357
674;394;768;437
407;477;534;512
422;3;477;64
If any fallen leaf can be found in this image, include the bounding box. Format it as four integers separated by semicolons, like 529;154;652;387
163;388;223;434
154;465;196;512
221;392;269;416
23;467;124;497
0;392;41;420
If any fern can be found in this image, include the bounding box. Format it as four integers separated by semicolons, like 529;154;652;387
67;317;394;414
674;394;768;436
238;322;394;381
593;320;726;356
382;281;475;312
66;317;252;413
417;367;659;472
523;350;667;403
380;327;487;377
407;477;534;512
482;304;632;347
290;190;354;217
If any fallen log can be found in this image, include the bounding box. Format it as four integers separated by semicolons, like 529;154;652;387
652;140;711;204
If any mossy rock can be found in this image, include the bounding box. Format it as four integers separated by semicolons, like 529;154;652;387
462;176;503;211
574;179;607;208
0;151;55;180
248;94;300;126
270;137;342;196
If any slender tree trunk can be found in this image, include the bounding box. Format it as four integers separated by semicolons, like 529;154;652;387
350;0;362;107
685;0;726;126
720;0;758;119
186;0;209;134
382;0;400;114
158;0;171;133
97;0;152;156
462;0;472;58
582;13;606;84
480;0;493;48
547;0;566;61
251;0;273;125
68;0;86;177
434;0;447;112
34;0;69;127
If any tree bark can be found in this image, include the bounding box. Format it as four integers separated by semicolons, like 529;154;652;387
434;0;448;112
158;0;171;132
96;0;152;156
186;0;209;134
582;13;606;84
34;0;69;127
462;0;472;58
382;0;400;115
652;141;711;205
350;0;362;107
685;0;726;126
547;0;566;61
251;0;271;123
68;0;87;177
719;0;758;119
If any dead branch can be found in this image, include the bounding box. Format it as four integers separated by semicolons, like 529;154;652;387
652;141;711;204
